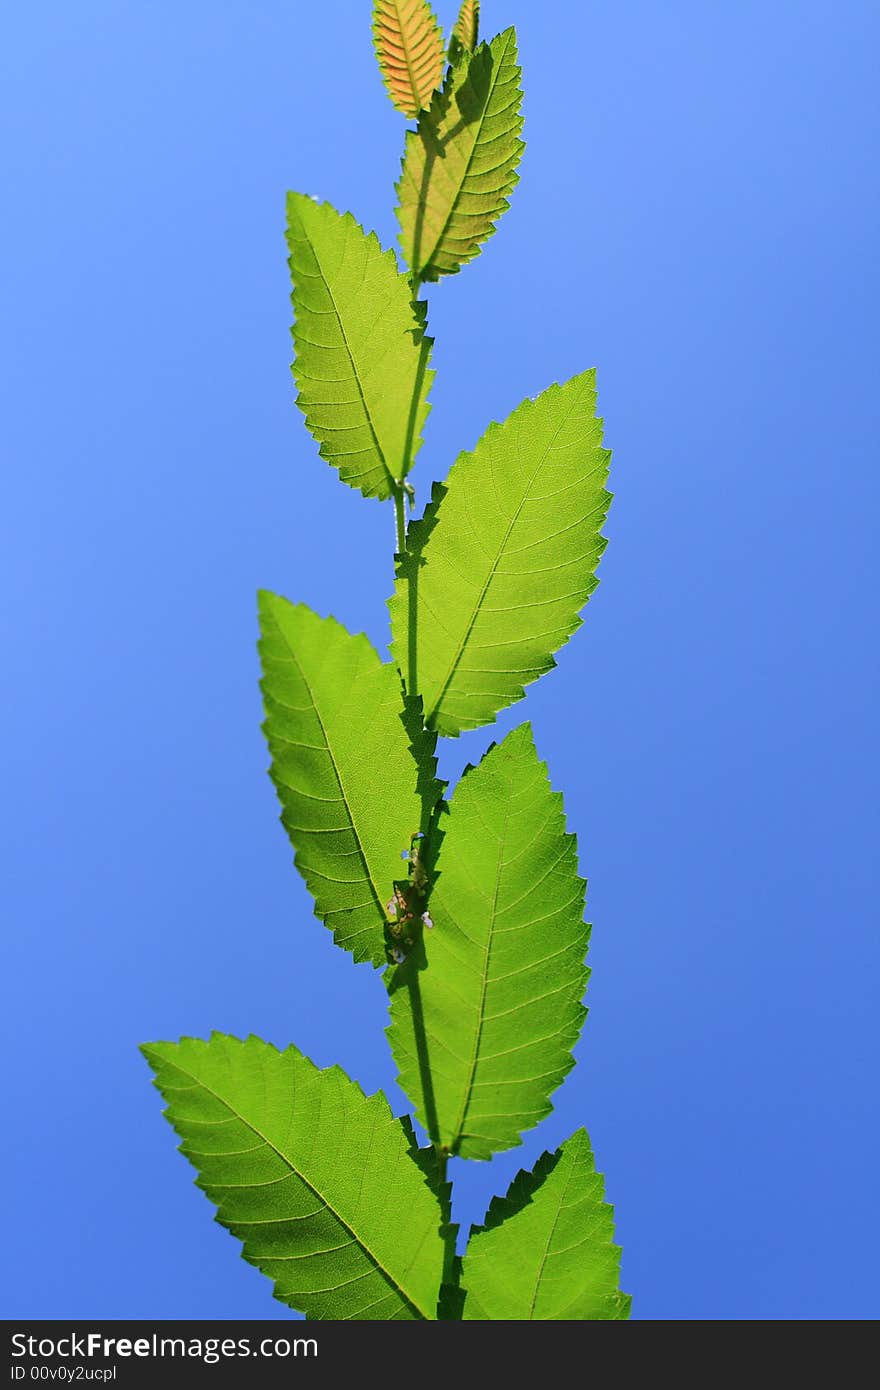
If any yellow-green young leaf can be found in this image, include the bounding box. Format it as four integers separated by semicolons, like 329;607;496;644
373;0;444;118
397;27;524;282
142;1035;449;1320
287;193;433;500
258;593;440;968
461;1129;631;1319
452;0;480;55
387;724;589;1159
389;372;611;736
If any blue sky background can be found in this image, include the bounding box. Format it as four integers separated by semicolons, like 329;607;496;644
2;0;877;1322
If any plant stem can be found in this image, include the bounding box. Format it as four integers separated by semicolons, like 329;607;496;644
394;271;426;561
394;486;407;558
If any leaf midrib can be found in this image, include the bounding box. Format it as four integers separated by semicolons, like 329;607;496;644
418;28;516;276
164;1054;429;1320
391;0;432;117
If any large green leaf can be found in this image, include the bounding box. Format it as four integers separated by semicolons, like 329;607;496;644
258;592;439;967
286;193;433;500
397;27;524;282
389;371;611;736
461;1129;631;1319
372;0;444;119
142;1035;449;1320
387;724;589;1159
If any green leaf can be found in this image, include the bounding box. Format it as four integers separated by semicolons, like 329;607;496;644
258;592;440;968
451;0;480;57
286;193;433;500
461;1129;631;1319
387;724;589;1159
142;1034;449;1320
389;371;611;736
397;27;524;282
373;0;445;119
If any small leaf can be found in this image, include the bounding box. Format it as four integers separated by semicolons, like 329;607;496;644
461;1129;631;1319
389;371;611;736
387;724;589;1159
451;0;480;56
287;192;433;500
142;1034;449;1320
373;0;445;119
259;593;440;967
397;27;524;282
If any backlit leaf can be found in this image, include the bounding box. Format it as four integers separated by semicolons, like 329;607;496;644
389;371;611;735
143;1035;449;1320
451;1;480;56
461;1129;631;1319
259;593;440;967
373;0;445;119
287;192;433;500
387;724;589;1158
397;27;524;282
